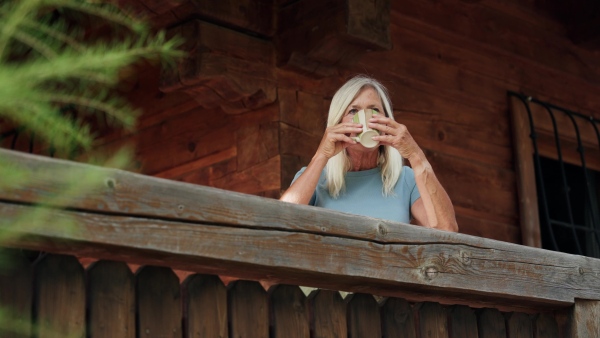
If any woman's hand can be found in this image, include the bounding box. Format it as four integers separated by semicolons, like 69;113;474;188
316;122;363;159
369;115;421;161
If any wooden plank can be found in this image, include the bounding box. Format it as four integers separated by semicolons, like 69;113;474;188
182;274;228;338
34;254;85;338
87;260;135;338
534;314;558;338
569;299;600;338
417;302;448;338
269;285;310;338
308;289;347;338
4;151;600;311
509;95;542;248
154;147;237;179
381;298;416;338
346;293;381;338
189;0;275;37
506;312;533;338
210;155;281;194
0;249;33;338
136;266;182;338
478;308;507;338
228;280;269;338
449;305;478;338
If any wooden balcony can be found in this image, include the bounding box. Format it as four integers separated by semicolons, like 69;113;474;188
0;148;599;337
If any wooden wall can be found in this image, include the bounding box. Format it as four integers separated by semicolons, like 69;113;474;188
92;0;600;244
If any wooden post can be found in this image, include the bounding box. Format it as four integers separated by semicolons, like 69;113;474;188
34;254;85;338
346;293;381;338
508;95;542;248
228;280;269;338
506;312;533;338
136;266;182;338
269;285;310;338
308;289;347;338
568;299;600;338
87;261;135;338
449;305;478;338
381;298;416;338
0;249;33;338
417;302;448;338
183;274;228;338
477;308;506;338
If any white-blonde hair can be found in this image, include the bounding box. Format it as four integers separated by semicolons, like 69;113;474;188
326;75;403;198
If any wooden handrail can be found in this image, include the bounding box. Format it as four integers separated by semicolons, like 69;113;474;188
1;149;599;313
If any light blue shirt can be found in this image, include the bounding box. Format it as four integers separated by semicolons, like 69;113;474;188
293;166;421;223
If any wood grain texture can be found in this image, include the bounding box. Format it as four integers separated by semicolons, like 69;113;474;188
506;312;533;338
449;305;478;338
569;299;600;338
0;249;33;338
509;95;542;248
87;261;135;338
34;254;85;338
478;308;507;338
2;150;600;312
309;289;347;338
346;293;381;338
534;314;558;338
381;298;416;338
269;285;310;338
417;302;448;338
183;274;228;338
135;266;182;338
228;280;269;338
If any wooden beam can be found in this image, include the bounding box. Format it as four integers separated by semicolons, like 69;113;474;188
2;150;600;313
276;0;391;77
509;95;542;248
568;299;600;337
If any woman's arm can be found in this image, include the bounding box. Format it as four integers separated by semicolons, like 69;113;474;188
280;121;362;204
371;116;458;232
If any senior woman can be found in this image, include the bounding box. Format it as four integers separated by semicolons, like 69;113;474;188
280;75;458;232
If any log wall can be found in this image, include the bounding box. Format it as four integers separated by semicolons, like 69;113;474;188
7;0;600;245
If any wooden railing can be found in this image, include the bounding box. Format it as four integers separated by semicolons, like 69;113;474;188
0;149;599;337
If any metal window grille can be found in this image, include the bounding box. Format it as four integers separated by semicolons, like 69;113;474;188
510;92;600;257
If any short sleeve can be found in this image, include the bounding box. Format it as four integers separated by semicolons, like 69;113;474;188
405;167;421;206
291;167;317;206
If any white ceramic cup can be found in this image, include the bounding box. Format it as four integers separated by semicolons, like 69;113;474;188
352;109;380;148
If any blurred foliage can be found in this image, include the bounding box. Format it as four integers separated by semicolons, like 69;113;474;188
0;0;184;335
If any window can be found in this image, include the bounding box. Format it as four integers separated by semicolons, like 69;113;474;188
509;92;600;257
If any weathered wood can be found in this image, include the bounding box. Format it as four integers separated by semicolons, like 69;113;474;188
182;274;228;338
449;305;478;338
569;299;600;338
228;280;269;338
417;302;448;338
136;266;182;338
34;254;85;338
309;289;347;338
509;95;542;248
381;298;416;338
189;0;276;37
506;312;533;338
478;308;507;338
87;260;135;338
161;20;276;114
0;249;32;338
534;313;559;338
3;150;600;312
346;293;381;338
269;285;310;338
276;0;390;77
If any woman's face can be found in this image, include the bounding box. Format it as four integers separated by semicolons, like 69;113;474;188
341;87;385;150
341;86;384;123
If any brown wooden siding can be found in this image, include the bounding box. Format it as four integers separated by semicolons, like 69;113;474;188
42;0;600;245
